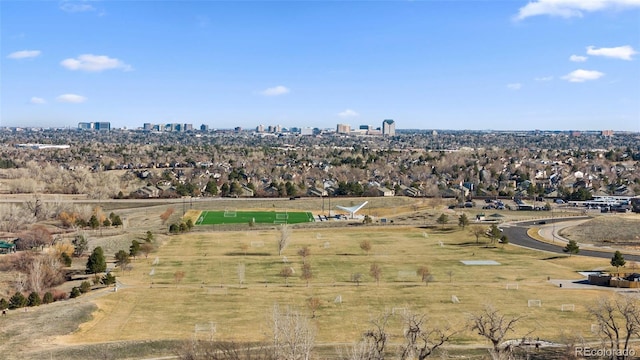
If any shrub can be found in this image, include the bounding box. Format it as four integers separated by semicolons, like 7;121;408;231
60;252;72;267
42;292;54;304
9;292;27;309
102;272;116;285
0;298;8;310
51;289;68;301
70;287;81;298
27;292;41;307
79;281;91;293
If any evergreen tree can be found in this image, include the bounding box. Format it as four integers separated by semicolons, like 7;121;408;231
72;234;88;257
42;292;54;304
0;298;9;310
611;251;626;273
458;213;470;229
86;246;107;274
102;272;116;285
60;252;72;267
129;240;141;258
27;292;41;306
70;287;81;298
489;224;502;245
436;213;449;229
500;235;509;247
563;240;580;256
205;180;218;195
89;214;100;229
9;292;27;309
111;215;123;227
116;250;130;269
79;281;91;293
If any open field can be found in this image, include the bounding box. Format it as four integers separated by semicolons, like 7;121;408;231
50;227;619;354
561;214;640;249
1;197;638;359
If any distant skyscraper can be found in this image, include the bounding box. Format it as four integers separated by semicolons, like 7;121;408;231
382;119;395;136
336;123;350;134
200;124;209;132
143;123;152;131
95;122;110;131
79;122;109;131
256;124;265;133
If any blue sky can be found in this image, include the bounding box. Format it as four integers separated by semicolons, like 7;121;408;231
2;0;639;131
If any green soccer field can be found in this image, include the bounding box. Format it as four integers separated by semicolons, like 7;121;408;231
195;210;315;225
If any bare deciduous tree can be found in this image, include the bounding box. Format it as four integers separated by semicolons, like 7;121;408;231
300;263;313;287
174;270;186;286
360;240;372;255
589;295;640;359
470;226;486;245
469;305;524;359
280;266;294;287
307;297;321;318
417;266;433;286
400;311;457;360
272;305;315;360
160;207;176;224
341;312;390;360
297;246;311;264
370;263;382;286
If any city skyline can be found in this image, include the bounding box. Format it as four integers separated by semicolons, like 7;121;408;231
1;1;639;131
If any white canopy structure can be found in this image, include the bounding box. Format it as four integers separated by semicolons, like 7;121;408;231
335;201;368;219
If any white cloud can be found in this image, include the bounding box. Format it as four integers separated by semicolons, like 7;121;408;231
59;2;96;13
56;94;87;103
515;0;640;20
561;69;605;82
61;54;132;72
586;45;637;60
569;54;588;62
260;85;290;96
30;97;46;104
534;76;554;82
7;50;41;59
507;83;522;90
338;109;360;118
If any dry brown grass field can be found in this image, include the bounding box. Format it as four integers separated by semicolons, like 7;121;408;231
561;214;640;249
0;197;637;359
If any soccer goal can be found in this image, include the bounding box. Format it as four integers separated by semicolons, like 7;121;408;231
528;299;542;307
392;307;407;315
224;209;237;218
561;304;575;312
194;322;217;341
506;283;519;290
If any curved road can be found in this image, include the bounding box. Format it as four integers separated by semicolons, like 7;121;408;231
503;217;640;262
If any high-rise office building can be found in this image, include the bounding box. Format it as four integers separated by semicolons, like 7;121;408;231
336;124;350;134
382;119;395;136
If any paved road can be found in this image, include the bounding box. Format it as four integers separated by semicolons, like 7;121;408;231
503;218;640;262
